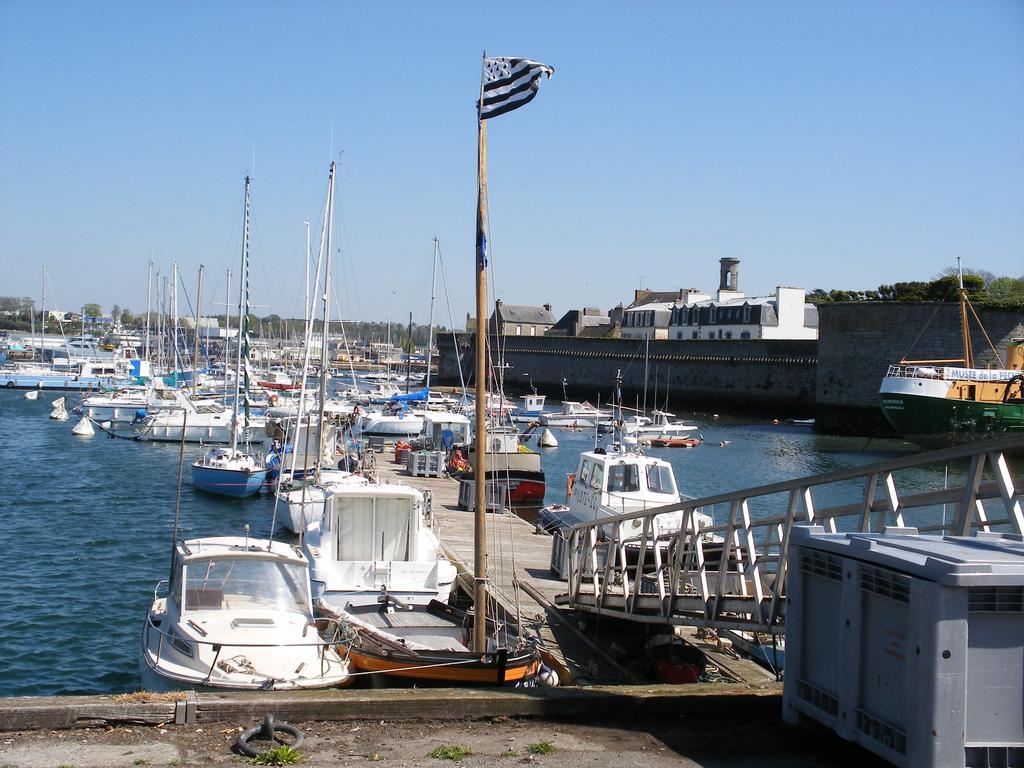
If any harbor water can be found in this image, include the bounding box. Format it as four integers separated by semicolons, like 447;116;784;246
1;391;927;697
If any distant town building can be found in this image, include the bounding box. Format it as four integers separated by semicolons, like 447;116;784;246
489;300;556;337
620;289;709;340
546;307;616;337
667;259;818;340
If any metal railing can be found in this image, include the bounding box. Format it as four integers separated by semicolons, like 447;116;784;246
560;435;1024;634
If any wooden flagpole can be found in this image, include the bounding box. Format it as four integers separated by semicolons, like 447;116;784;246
472;50;489;654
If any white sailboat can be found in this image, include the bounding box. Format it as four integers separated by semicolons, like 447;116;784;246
274;162;366;532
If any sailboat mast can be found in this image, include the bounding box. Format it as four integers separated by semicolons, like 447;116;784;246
230;177;251;453
223;269;231;405
472;52;489;653
191;265;204;397
145;259;153;362
303;220;311;345
425;238;439;390
314;163;335;477
172;262;179;376
405;311;413;393
40;267;45;362
957;256;973;368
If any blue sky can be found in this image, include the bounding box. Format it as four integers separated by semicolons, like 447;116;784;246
2;0;1021;326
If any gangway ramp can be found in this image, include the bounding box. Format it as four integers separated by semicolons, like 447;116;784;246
556;435;1024;634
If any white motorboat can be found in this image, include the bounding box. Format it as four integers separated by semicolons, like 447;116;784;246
540;435;713;542
538;400;611;429
78;384;175;422
359;407;425;438
304;483;457;610
139;536;352;691
623;409;700;439
0;356;141;391
511;392;547;423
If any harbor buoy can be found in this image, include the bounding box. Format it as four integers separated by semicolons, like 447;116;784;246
23;390;39;400
539;428;558;448
72;416;95;437
50;406;69;421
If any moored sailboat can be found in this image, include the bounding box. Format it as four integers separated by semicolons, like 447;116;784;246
191;176;268;497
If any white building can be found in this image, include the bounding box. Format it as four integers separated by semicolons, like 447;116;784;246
620;289;709;340
667;260;818;341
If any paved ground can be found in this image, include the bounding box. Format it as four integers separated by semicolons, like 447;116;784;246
0;713;889;768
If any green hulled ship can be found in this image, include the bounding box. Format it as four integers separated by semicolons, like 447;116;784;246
878;277;1024;448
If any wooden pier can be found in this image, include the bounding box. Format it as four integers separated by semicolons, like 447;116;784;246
372;451;776;687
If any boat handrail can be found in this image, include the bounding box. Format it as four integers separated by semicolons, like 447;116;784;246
888;363;1019;382
144;610;353;652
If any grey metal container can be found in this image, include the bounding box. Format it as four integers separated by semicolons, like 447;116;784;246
783;525;1024;768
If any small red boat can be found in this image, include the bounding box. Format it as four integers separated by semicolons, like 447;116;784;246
650;436;701;448
259;380;301;391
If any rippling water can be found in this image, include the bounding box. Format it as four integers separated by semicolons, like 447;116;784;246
1;392;927;696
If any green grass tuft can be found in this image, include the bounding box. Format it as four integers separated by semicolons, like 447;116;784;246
527;741;555;755
427;745;472;761
249;745;302;766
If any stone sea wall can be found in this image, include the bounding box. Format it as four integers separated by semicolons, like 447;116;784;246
437;334;818;415
437;303;1024;436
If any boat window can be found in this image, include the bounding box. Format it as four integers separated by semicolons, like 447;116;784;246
590;463;604;491
335;495;413;562
579;460;592;484
607;464;640;493
183;557;309;614
646;464;677;495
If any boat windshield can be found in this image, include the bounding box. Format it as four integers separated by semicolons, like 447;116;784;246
646;464;677;495
607;463;641;493
182;557;309;614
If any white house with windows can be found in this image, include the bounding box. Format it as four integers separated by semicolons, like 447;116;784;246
668;285;818;340
620;288;709;340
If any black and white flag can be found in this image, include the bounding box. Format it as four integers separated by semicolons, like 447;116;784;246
479;57;554;120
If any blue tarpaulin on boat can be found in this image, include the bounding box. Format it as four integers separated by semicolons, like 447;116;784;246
389;387;429;403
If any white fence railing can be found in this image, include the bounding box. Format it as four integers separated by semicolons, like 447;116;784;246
559;435;1024;634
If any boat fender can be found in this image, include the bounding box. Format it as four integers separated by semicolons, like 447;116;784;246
237;714;304;758
5;380;13;388
538;664;560;687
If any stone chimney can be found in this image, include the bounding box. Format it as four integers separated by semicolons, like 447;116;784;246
543;303;552;312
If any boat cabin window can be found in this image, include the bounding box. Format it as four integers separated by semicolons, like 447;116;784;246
590;463;604;491
183;557;309;614
607;463;640;493
579;460;593;485
646;464;677;495
333;495;413;562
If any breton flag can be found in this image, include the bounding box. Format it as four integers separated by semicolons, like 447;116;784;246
479;57;554;120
